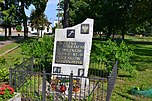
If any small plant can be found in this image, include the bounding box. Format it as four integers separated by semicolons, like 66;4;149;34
0;84;15;100
0;58;6;66
16;25;22;32
0;58;8;82
12;57;20;66
0;68;9;81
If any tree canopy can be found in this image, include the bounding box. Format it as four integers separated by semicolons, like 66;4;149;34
30;10;49;38
1;0;48;39
66;0;152;39
0;0;4;11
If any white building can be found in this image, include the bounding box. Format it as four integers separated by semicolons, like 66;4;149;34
21;21;53;37
0;20;53;37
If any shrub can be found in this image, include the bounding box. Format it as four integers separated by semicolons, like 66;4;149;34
21;36;54;71
0;58;6;66
0;58;8;81
91;40;136;74
0;68;9;81
16;25;22;32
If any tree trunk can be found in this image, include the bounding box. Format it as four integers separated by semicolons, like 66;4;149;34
112;33;115;40
106;27;112;40
41;30;42;37
122;28;125;40
21;1;28;39
8;26;11;39
63;0;70;28
122;33;124;40
37;29;39;39
4;0;8;39
99;32;102;40
4;25;7;39
23;19;28;39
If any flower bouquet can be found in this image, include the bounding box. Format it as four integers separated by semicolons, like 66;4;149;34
0;84;15;100
73;80;81;93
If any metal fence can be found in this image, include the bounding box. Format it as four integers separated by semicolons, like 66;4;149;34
9;58;118;101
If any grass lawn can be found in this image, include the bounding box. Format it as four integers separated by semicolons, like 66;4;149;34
0;48;24;69
0;36;36;69
0;43;19;54
0;47;24;83
110;35;152;101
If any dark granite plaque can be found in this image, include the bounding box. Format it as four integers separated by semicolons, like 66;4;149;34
55;41;85;65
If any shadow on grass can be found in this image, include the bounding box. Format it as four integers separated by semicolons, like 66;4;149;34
0;36;24;42
115;91;135;100
124;38;152;45
134;48;152;57
131;47;152;71
124;38;152;71
88;68;110;77
118;74;132;78
0;36;7;41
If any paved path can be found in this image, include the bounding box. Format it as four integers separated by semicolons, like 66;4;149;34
0;31;36;49
0;37;24;49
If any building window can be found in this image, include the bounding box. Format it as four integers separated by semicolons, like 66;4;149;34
32;27;34;31
47;27;49;32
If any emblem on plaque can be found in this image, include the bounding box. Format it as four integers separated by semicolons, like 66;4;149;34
78;69;84;77
67;29;75;38
81;24;89;34
53;67;61;73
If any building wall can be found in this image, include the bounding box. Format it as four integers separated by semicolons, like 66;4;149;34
0;27;16;32
0;27;4;31
22;24;52;37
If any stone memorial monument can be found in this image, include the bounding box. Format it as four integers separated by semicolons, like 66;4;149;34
52;18;94;78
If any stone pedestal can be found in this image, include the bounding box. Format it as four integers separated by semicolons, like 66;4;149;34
8;93;21;101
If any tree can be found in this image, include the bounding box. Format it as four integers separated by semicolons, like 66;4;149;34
17;0;48;39
129;0;152;36
18;0;31;39
63;0;70;28
2;0;18;39
0;0;4;11
1;0;48;39
57;0;64;28
30;10;49;38
68;0;152;40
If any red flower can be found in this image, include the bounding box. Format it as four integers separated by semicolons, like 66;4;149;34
0;87;5;91
6;86;14;91
1;84;5;87
4;85;10;88
2;84;10;88
9;91;13;94
0;91;5;95
0;84;15;96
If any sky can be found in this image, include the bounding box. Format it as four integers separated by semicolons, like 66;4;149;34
25;0;58;26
